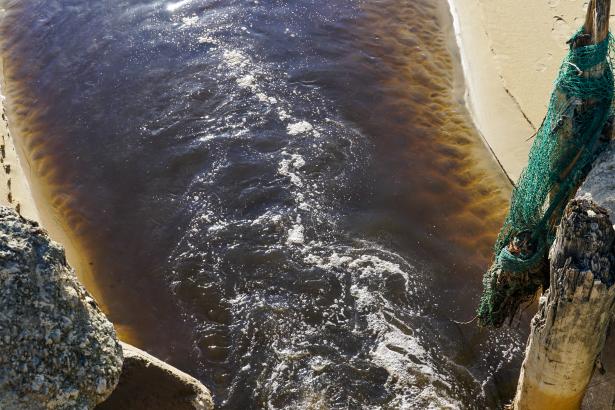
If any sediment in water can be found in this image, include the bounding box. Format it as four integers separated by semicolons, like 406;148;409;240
0;0;528;406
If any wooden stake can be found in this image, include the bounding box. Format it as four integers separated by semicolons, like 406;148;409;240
584;0;611;44
512;199;615;409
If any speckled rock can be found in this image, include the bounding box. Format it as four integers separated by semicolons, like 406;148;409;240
97;342;214;410
0;206;123;409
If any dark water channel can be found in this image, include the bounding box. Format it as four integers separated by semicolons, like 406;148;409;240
0;0;527;407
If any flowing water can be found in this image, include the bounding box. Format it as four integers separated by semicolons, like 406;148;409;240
1;0;529;408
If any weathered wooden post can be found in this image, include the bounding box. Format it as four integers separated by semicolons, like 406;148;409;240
512;199;615;409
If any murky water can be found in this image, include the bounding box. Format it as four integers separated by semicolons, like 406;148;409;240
1;0;528;407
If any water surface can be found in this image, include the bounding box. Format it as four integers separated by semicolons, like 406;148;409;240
1;0;527;407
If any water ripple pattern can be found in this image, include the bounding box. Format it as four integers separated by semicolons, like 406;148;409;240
0;0;525;408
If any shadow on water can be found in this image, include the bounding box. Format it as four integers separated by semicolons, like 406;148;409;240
0;0;529;407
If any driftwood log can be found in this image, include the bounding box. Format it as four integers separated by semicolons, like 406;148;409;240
513;199;615;409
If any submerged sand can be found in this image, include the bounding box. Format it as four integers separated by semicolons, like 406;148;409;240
0;56;139;345
450;0;615;181
0;51;37;221
0;90;38;221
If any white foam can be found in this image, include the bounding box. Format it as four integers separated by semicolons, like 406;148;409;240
256;93;277;104
208;220;229;233
199;134;216;142
287;220;305;245
197;35;218;45
181;15;199;27
287;226;304;244
291;155;305;169
299;246;463;407
278;109;290;121
236;74;256;89
223;50;249;68
287;121;313;135
278;154;306;188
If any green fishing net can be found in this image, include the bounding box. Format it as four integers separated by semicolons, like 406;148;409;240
478;29;615;327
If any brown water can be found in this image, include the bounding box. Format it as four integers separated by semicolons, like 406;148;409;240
0;0;527;407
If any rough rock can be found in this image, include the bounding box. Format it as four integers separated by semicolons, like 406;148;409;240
0;206;123;409
97;342;214;410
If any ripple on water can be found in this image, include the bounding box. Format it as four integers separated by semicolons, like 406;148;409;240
0;0;524;408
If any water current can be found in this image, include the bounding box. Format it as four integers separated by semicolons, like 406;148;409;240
0;0;529;407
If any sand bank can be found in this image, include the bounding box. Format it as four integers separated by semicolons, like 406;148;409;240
448;0;614;182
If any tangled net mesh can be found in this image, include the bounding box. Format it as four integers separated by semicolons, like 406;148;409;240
478;29;615;327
